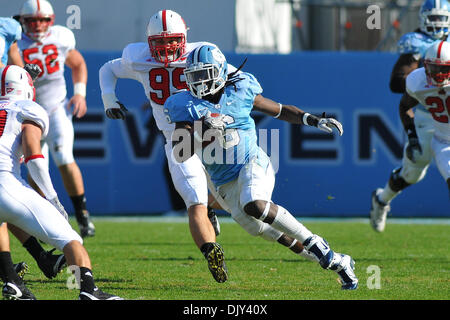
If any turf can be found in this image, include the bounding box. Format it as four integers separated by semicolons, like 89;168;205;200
7;218;450;300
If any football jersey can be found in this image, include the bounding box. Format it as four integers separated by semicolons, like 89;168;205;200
101;41;236;139
0;99;49;175
0;18;22;65
17;25;76;112
397;32;439;59
164;72;268;186
406;68;450;142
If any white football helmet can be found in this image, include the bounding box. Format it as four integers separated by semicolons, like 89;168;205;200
146;10;188;66
0;65;36;101
19;0;55;41
424;40;450;86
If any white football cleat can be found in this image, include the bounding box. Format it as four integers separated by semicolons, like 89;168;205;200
370;188;391;232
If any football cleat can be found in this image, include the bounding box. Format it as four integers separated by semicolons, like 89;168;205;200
328;253;359;290
79;287;123;300
76;209;95;238
2;281;36;300
37;248;67;279
13;262;29;279
370;188;391;232
203;242;228;283
207;208;221;236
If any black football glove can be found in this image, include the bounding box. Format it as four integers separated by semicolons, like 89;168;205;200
24;63;42;81
105;101;128;120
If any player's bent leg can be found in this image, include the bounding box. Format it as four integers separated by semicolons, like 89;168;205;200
7;223;66;279
58;162;95;238
244;201;358;289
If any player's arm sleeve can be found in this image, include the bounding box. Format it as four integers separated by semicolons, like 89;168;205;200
21;104;57;200
99;58;138;110
389;53;419;93
0;37;5;65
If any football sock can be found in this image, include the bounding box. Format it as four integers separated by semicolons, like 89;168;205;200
270;205;313;243
0;252;23;283
378;184;399;204
23;236;45;262
71;194;87;215
79;267;96;293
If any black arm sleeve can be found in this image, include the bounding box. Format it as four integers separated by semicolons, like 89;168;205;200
389;54;419;93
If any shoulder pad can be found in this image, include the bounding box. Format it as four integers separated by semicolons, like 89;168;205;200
18;100;49;138
122;42;150;65
397;32;435;58
49;25;76;50
0;17;22;42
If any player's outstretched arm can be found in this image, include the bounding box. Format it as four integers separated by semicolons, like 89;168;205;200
252;94;343;136
8;42;24;67
399;92;422;162
65;49;88;118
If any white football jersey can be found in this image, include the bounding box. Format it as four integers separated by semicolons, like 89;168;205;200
406;68;450;142
17;25;76;113
101;41;222;138
0;99;48;174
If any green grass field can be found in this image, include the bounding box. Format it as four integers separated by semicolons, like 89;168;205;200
7;217;450;300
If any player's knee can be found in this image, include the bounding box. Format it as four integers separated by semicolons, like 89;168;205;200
243;200;267;219
389;167;411;192
53;149;74;166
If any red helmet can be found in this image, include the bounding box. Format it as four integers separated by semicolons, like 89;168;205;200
146;10;188;66
19;0;55;41
424;40;450;87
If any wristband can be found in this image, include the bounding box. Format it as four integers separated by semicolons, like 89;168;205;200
74;82;86;97
273;103;283;118
405;123;418;140
302;112;319;127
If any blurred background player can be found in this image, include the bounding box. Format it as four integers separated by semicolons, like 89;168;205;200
1;15;68;281
0;17;23;68
370;0;450;232
164;44;358;289
400;41;450;195
0;65;122;300
99;10;225;280
14;0;95;238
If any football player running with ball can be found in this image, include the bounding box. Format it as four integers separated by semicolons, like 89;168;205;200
164;44;358;290
400;41;450;196
370;0;450;231
99;10;319;283
0;65;122;300
15;0;95;238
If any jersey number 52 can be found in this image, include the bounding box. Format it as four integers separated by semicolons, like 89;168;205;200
23;45;60;78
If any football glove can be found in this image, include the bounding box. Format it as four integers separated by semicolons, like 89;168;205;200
406;137;422;163
105;101;128;120
48;197;69;221
317;112;343;136
203;111;227;132
24;63;42;81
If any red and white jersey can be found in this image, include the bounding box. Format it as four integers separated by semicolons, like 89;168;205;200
406;68;450;142
0;99;48;175
17;25;75;113
100;41;219;138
